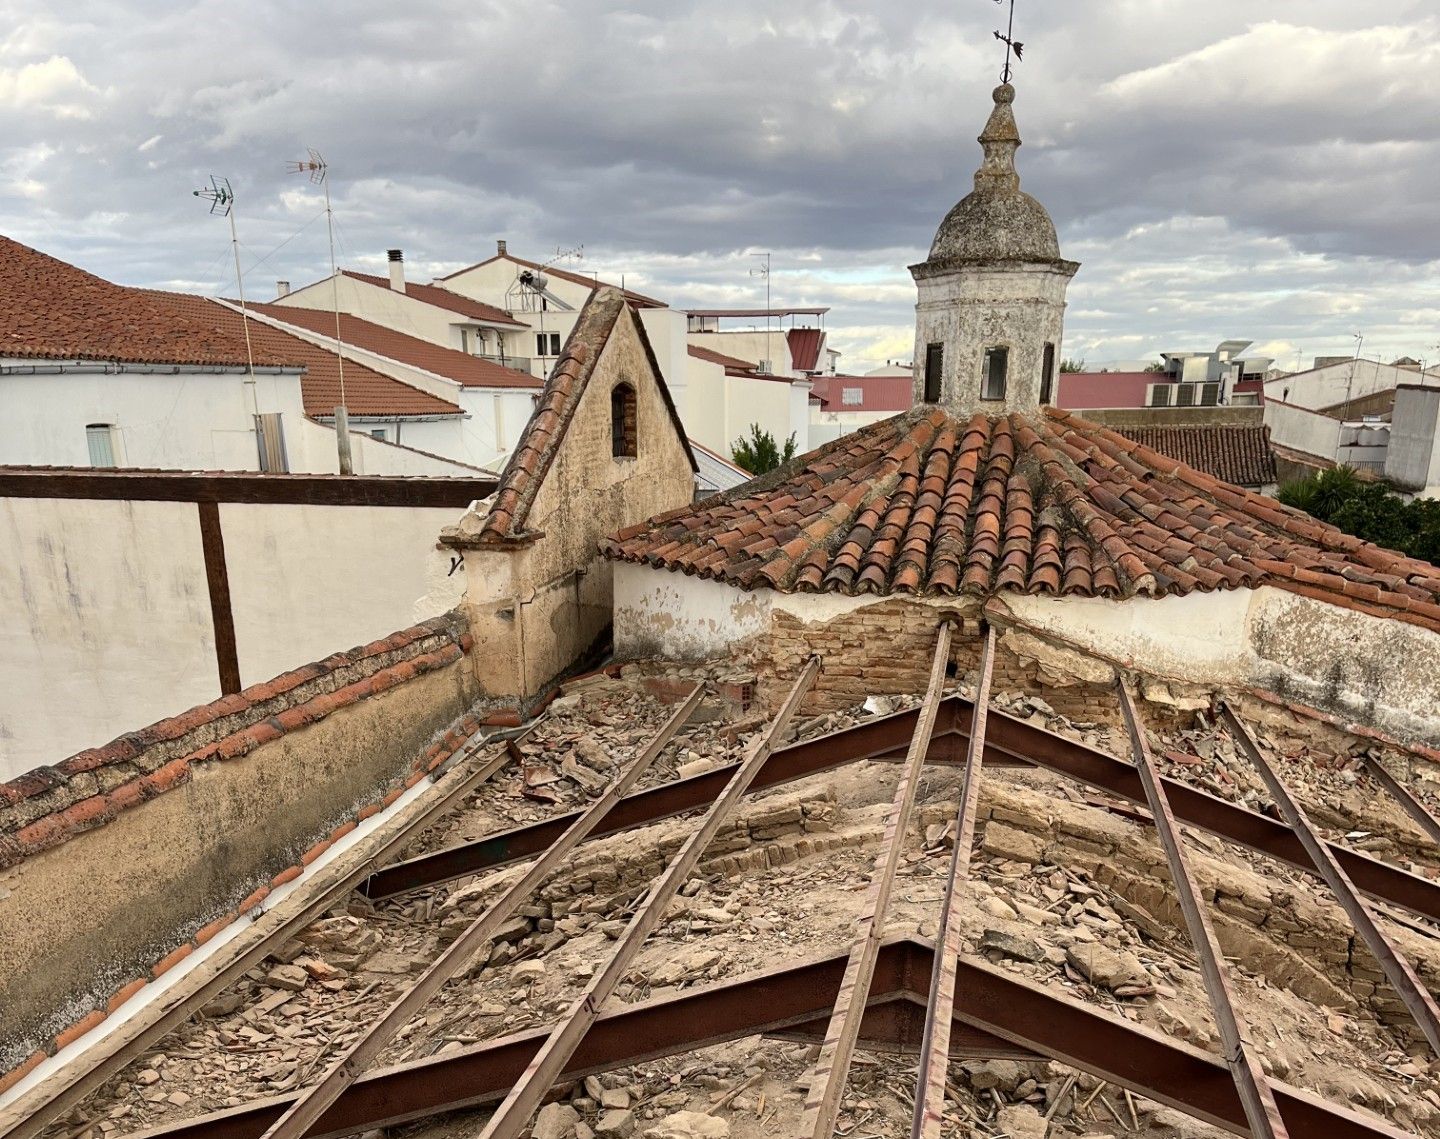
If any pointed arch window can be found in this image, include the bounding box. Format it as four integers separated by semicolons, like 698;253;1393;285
611;382;637;458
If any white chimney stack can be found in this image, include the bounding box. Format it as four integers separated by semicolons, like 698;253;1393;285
275;280;290;298
387;249;406;294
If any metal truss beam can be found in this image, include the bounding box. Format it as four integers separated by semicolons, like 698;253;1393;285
124;940;1415;1139
1220;703;1440;1056
1121;685;1289;1139
798;623;954;1139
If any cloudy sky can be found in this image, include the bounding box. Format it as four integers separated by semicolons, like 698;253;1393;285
5;1;1440;373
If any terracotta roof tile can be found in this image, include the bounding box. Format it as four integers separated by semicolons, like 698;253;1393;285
0;236;286;368
149;295;461;418
249;304;540;390
601;405;1440;631
1112;424;1276;487
341;272;525;326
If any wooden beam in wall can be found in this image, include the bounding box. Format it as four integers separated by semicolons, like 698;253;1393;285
196;502;242;695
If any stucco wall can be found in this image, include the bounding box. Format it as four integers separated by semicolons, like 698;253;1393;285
0;496;468;778
221;502;464;685
0;497;218;778
1385;386;1440;493
0;367;306;471
1264;400;1342;465
612;564;1440;745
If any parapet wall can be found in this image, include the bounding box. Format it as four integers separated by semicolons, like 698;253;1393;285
0;611;481;1081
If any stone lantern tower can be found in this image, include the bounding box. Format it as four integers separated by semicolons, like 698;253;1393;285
910;82;1079;415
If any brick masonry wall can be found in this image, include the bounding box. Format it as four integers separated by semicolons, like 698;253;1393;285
757;600;1122;726
0;611;484;1088
0;611;473;872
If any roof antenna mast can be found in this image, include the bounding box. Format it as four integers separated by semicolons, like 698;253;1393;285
193;176;260;426
287;149;353;474
993;0;1023;84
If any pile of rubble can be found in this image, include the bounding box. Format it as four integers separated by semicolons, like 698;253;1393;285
37;668;1440;1139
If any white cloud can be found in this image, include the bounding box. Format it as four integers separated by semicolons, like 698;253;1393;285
0;54;101;118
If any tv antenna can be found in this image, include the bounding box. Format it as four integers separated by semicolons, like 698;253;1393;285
288;148;352;473
993;0;1023;84
750;252;773;372
193;176;258;423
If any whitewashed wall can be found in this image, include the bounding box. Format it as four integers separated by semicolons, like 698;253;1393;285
0;365;307;470
0;496;218;779
0;494;469;779
612;564;1440;746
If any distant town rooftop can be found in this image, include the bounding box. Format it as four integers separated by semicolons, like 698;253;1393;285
683;306;829;318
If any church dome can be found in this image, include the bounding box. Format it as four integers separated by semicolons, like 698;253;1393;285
923;83;1063;268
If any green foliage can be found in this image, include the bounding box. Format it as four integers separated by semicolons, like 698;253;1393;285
731;423;798;475
1059;357;1086;373
1277;467;1440;563
1144;360;1167;372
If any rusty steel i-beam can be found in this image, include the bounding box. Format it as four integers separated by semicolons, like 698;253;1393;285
362;699;1440;931
1360;753;1440;850
797;623;954;1139
255;688;705;1139
1119;683;1290;1139
475;658;821;1139
1220;702;1440;1056
911;624;995;1139
123;939;1417;1139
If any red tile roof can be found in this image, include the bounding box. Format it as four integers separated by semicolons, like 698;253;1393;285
467;287;695;544
249;303;540;390
0;235;288;368
786;327;824;373
340;272;525;326
1113;424;1275;488
602;406;1440;632
687;344;760;375
810;374;914;414
152;295;462;418
439;254;667;309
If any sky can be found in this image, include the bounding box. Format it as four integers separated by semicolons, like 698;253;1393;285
4;1;1440;374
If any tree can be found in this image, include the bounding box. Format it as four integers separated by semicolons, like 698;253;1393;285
1144;360;1166;372
1059;358;1086;373
1277;467;1440;563
731;424;798;475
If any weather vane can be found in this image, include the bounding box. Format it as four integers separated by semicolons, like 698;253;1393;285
993;0;1023;84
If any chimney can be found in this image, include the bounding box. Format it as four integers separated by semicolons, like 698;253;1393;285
275;280;290;298
387;249;406;294
497;239;507;256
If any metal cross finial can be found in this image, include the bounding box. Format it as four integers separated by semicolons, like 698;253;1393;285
993;0;1023;83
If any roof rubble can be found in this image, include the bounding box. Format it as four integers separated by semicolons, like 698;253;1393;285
31;664;1440;1139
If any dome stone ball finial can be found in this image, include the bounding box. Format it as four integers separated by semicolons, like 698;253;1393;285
922;81;1060;267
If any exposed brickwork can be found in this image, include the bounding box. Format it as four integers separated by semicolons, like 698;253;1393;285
756;600;1118;723
0;612;473;871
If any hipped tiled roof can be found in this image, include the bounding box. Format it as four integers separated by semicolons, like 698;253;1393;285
470;287;696;544
0;235;287;368
1114;423;1276;488
603;406;1440;631
250;303;541;390
154;295;462;418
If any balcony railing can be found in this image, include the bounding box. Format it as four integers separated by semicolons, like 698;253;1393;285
475;354;532;373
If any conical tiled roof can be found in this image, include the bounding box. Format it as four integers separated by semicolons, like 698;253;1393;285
602;407;1440;632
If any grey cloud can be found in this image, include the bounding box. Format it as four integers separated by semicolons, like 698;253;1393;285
3;1;1440;371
